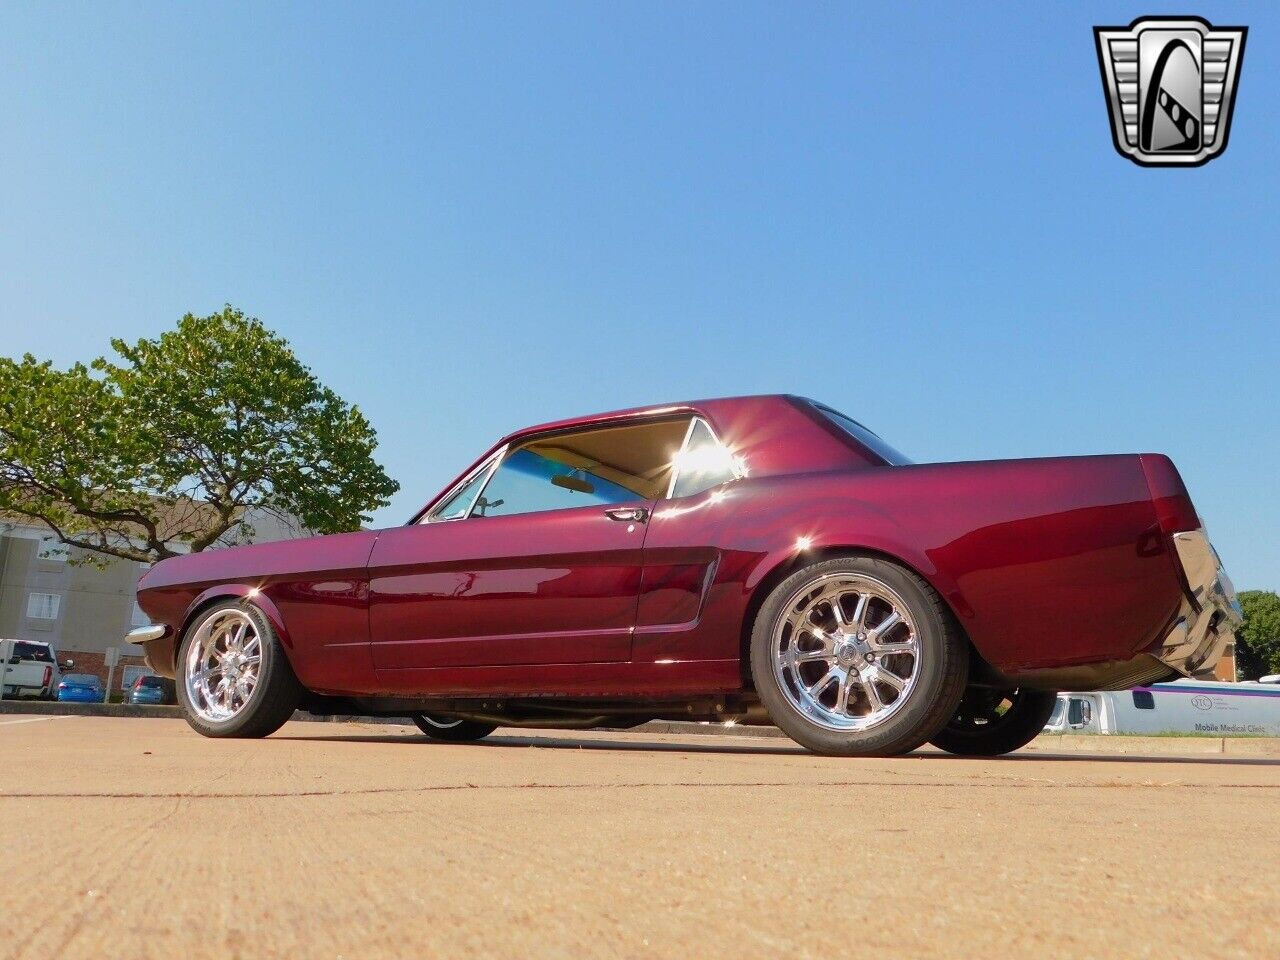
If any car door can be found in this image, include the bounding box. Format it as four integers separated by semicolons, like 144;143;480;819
368;416;692;683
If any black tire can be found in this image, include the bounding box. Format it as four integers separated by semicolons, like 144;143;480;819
176;599;304;739
412;714;498;742
929;687;1058;756
750;555;968;757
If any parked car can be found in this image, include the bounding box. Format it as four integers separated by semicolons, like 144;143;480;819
128;674;177;705
57;673;106;703
127;395;1240;757
0;639;64;700
1046;679;1280;736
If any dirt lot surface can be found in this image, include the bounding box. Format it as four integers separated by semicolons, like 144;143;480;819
2;714;1276;959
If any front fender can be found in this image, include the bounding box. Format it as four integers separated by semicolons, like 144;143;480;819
180;585;294;652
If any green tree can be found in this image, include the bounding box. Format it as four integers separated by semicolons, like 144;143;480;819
0;306;398;564
1234;590;1280;680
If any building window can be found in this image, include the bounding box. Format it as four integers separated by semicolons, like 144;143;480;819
36;539;66;562
131;603;150;627
26;592;62;620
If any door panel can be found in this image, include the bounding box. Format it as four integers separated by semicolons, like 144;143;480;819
368;502;651;674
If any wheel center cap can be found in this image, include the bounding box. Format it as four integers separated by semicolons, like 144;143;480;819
836;641;860;667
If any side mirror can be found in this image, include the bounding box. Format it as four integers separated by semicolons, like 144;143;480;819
60;660;74;670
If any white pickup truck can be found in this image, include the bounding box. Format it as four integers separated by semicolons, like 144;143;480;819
0;640;65;700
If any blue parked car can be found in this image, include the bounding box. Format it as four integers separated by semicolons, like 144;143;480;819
57;673;105;703
128;674;176;705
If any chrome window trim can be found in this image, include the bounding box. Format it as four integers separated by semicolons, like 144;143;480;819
422;444;507;523
664;416;743;500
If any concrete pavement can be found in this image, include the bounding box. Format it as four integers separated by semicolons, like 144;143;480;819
2;714;1277;959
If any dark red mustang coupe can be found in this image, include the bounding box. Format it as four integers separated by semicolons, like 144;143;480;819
129;395;1240;756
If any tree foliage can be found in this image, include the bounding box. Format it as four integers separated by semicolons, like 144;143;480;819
1234;590;1280;680
0;306;398;564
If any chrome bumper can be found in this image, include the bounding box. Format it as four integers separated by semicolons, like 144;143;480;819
126;624;167;645
1152;528;1243;680
126;624;176;679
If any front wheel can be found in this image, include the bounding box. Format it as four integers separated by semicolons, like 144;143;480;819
176;599;303;739
929;687;1058;756
412;714;498;742
750;555;969;757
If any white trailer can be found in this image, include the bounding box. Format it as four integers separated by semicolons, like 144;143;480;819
1045;678;1280;737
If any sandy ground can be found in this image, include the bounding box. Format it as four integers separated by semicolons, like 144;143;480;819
1;714;1277;960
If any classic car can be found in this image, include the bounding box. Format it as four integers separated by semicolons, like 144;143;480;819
128;395;1241;757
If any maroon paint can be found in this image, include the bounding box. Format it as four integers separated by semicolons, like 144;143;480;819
137;395;1200;699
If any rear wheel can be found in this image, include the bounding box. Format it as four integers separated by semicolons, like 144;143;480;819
929;687;1057;756
750;555;968;757
412;714;497;742
176;600;303;739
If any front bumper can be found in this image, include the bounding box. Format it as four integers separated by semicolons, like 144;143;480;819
1151;528;1243;680
127;624;176;680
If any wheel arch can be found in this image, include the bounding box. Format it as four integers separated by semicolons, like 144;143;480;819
174;587;295;671
737;543;990;687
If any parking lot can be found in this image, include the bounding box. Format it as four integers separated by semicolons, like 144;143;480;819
2;715;1277;959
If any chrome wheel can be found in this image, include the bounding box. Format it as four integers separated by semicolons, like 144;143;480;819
183;608;262;724
771;573;921;731
417;715;463;730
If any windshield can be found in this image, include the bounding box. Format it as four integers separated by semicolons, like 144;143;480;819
63;674;98;685
810;403;913;466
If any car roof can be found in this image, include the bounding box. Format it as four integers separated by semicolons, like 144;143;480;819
495;394;785;444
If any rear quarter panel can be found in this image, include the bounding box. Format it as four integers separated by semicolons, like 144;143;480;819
642;455;1182;678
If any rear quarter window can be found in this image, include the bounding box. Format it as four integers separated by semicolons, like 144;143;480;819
809;403;913;466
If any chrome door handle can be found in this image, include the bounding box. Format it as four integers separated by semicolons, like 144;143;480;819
604;507;648;523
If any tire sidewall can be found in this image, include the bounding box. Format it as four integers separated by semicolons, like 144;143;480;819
176;600;295;738
412;715;498;742
751;556;965;757
930;689;1059;756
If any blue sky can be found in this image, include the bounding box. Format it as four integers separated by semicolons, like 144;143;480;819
2;3;1277;589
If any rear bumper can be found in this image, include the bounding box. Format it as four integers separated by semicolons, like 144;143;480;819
1151;528;1243;680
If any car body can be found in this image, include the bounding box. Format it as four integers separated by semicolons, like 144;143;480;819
0;640;62;700
57;673;106;703
128;674;176;705
129;395;1240;755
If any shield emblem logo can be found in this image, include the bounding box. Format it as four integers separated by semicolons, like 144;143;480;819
1094;17;1247;166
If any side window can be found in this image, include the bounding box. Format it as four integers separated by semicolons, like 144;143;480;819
430;466;492;521
669;419;739;499
468;418;691;519
1131;690;1155;710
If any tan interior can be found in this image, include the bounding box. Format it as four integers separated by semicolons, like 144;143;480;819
520;418;691;500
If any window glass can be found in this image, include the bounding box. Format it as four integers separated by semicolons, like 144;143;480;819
431;466;492;521
468;418;690;519
12;641;54;662
25;593;61;620
1131;689;1156;710
812;403;913;465
670;420;739;499
476;448;642;517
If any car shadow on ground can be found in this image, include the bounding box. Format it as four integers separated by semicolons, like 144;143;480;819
276;731;1280;766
